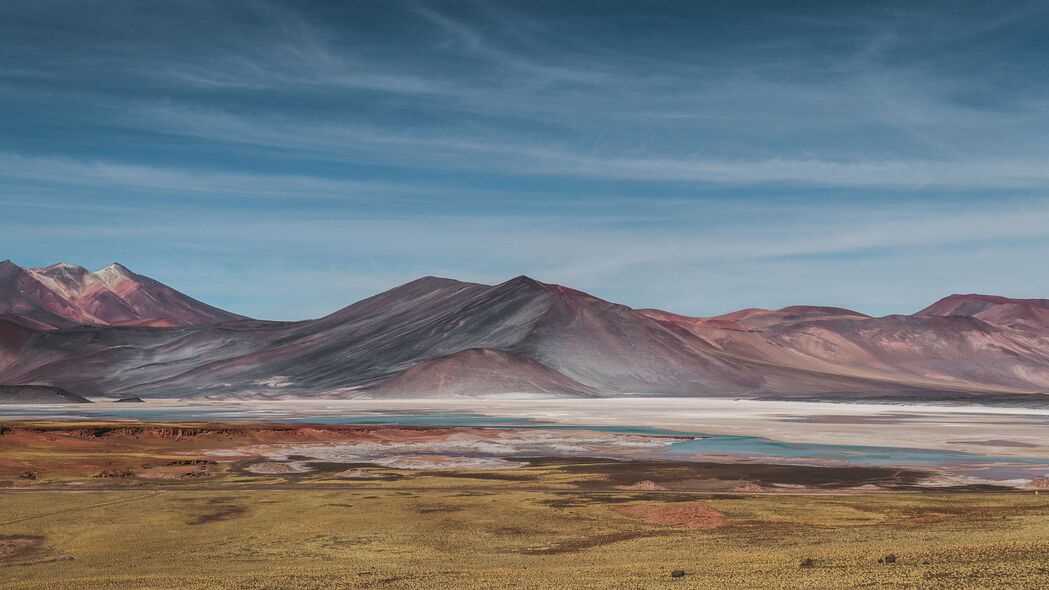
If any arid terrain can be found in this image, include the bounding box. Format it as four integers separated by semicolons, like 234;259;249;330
0;422;958;491
4;263;1049;588
2;421;1049;589
6;261;1049;402
6;0;1049;587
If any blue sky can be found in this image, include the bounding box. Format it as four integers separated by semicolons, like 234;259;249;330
3;0;1049;320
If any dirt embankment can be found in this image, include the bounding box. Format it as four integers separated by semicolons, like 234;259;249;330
0;422;462;445
0;422;502;480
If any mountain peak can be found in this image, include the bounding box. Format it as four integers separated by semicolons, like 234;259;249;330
777;305;870;318
40;262;84;270
95;262;136;282
99;262;133;274
497;275;597;299
405;275;470;288
35;262;91;278
936;293;1006;303
919;293;1036;314
0;260;246;328
917;293;1049;331
502;275;547;289
384;275;480;298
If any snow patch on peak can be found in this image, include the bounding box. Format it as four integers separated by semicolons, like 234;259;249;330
29;263;94;297
93;263;138;291
35;262;90;276
96;262;134;277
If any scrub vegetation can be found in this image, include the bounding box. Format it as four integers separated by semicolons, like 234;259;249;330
2;488;1049;589
3;422;1048;589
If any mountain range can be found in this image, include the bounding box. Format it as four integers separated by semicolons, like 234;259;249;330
2;260;1049;402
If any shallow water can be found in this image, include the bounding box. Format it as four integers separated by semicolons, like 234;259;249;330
3;403;1048;480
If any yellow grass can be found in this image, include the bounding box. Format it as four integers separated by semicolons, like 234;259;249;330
3;422;1048;588
3;487;1049;589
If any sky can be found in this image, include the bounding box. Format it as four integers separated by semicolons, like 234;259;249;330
3;0;1049;321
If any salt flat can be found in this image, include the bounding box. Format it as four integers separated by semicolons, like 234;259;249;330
425;397;1049;458
45;396;1048;459
201;397;1048;458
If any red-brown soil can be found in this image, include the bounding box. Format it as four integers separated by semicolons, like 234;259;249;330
613;502;728;529
1;423;945;491
0;536;42;559
0;422;481;479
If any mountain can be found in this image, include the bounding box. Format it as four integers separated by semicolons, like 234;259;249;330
646;306;1049;396
917;293;1049;333
0;276;770;398
0;269;1047;401
0;260;246;329
369;348;599;398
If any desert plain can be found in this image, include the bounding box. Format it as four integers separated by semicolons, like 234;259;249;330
2;399;1049;589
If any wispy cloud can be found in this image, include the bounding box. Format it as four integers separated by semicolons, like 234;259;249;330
3;1;1049;317
0;153;430;200
5;185;1049;319
110;105;1049;189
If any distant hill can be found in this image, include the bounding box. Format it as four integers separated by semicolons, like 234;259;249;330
917;293;1049;332
0;268;1047;401
0;384;91;404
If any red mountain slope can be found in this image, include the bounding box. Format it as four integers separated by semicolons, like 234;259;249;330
0;260;246;328
1;270;1048;401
